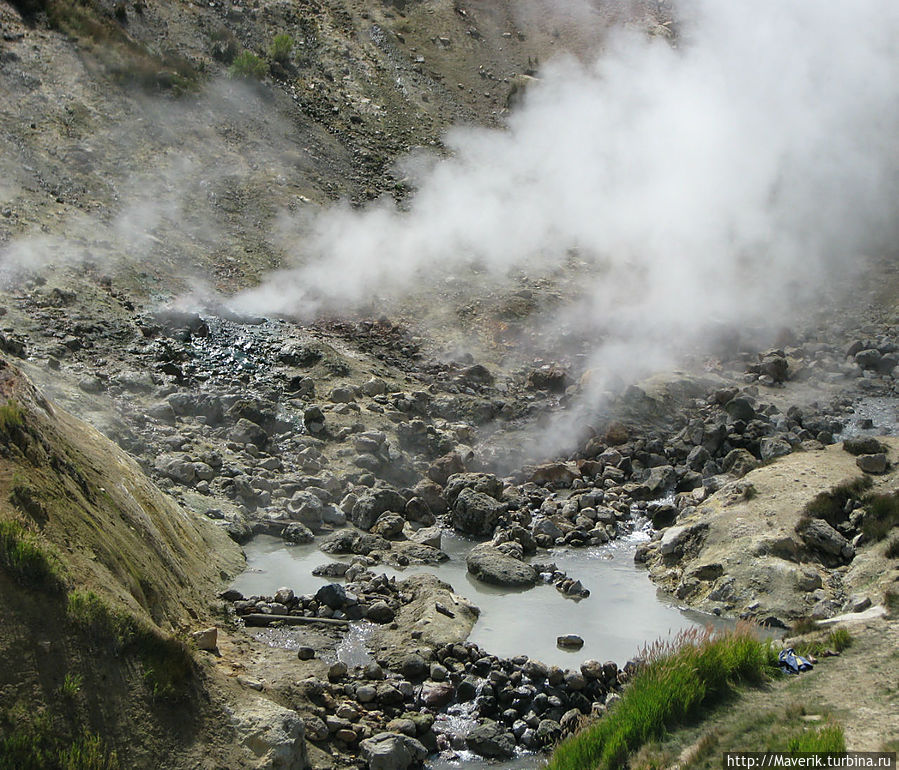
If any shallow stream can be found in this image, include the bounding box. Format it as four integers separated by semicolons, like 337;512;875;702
233;528;723;669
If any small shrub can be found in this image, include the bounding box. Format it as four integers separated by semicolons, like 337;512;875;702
827;627;852;653
884;589;899;618
861;492;899;542
886;537;899;559
269;33;293;64
228;50;267;79
802;477;872;528
0;519;65;591
790;617;819;635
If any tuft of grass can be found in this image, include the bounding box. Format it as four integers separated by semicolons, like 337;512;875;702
59;673;82;699
0;399;25;433
268;33;293;64
861;492;899;542
228;50;267;79
546;625;775;770
786;723;846;752
827;627;852;652
0;519;65;591
67;590;193;699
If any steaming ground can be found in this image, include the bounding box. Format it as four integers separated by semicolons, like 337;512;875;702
238;0;899;387
1;0;897;458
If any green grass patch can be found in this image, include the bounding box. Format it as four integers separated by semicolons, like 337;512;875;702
269;33;293;64
861;491;899;542
0;399;25;434
786;723;846;752
546;626;776;770
0;708;118;770
67;590;193;699
228;50;267;79
0;518;65;591
789;617;819;635
794;627;853;659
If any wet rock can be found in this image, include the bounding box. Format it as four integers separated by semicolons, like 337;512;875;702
315;583;347;609
452;488;502;536
556;634;584;649
399;653;428;680
359;732;427;770
371;512;406;539
444;473;504;506
297;646;315;661
466;721;516;759
466;544;537;587
282;522;315;544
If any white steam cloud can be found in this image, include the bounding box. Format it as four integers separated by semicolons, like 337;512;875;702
238;0;899;381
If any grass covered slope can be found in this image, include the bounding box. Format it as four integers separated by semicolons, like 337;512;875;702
546;626;777;770
0;355;243;768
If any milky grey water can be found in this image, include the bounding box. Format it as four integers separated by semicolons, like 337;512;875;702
232;528;723;668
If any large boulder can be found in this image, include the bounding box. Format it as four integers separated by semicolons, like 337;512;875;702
231;698;309;770
352;489;406;531
452;487;502;536
798;518;855;562
359;732;427;770
444;472;504;506
287;491;324;530
466;544;537;588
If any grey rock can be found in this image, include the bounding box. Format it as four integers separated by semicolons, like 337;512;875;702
466;544;537;588
760;437;792;461
799;519;855;561
359;732;427;770
452;487;502;536
229;418;268;447
231;698;309;770
283;522;314;544
352;488;406;531
366;601;396;624
466;721;516;759
856;453;888;474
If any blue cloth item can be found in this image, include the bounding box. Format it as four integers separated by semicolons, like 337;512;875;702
778;648;813;674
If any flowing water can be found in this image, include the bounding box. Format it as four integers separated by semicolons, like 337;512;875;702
232;528;723;668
